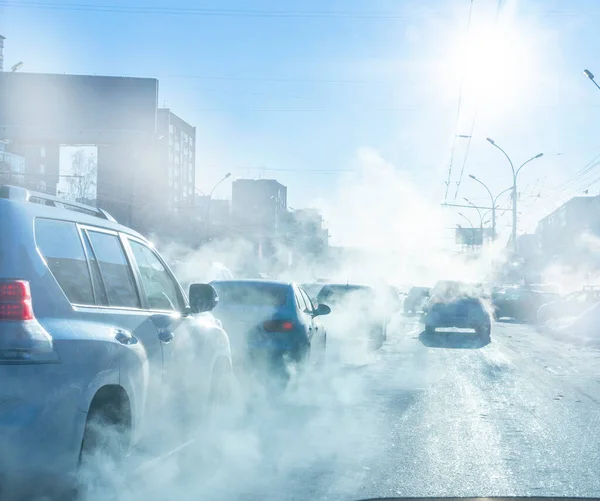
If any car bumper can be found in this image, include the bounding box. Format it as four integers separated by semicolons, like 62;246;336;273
0;365;88;493
425;311;488;329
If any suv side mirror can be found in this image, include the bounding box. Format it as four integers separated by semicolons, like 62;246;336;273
314;303;331;316
189;283;219;313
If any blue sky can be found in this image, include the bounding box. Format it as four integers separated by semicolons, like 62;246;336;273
2;0;600;244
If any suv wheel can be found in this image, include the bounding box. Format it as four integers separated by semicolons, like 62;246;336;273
78;390;131;496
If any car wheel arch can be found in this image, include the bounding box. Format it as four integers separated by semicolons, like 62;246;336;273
79;384;133;465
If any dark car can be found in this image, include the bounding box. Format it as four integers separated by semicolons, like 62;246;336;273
423;281;491;341
493;285;559;323
211;280;330;374
404;286;431;315
301;283;326;302
316;283;388;350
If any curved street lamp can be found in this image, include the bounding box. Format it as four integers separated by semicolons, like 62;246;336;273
464;197;483;228
486;138;543;251
469;174;514;240
458;212;475;249
584;69;600;91
206;172;232;241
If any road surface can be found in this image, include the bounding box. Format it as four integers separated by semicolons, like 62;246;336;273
97;316;600;501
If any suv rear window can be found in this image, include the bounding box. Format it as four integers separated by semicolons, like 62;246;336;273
35;219;95;305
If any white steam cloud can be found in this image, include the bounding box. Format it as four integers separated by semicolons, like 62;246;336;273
73;147;502;501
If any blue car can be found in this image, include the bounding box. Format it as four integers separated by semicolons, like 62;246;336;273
424;281;491;341
210;280;331;371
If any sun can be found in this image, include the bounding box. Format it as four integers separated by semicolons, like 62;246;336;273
454;18;537;105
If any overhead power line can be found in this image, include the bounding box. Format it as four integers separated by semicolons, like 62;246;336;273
452;0;504;200
0;1;451;19
444;0;475;201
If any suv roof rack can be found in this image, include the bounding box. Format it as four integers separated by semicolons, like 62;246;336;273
0;185;117;222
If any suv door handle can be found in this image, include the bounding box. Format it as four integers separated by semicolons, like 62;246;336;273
158;329;174;344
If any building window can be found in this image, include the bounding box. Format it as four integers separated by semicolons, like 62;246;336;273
40;147;46;158
40;164;45;174
40;180;47;191
169;124;174;134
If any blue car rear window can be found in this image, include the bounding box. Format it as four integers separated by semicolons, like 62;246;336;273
213;282;288;307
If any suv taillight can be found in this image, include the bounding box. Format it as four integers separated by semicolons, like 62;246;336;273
0;280;34;321
0;280;58;363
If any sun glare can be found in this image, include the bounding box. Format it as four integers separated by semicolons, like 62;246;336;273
455;19;536;106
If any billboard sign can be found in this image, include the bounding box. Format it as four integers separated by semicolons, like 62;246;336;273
0;72;158;143
455;227;483;246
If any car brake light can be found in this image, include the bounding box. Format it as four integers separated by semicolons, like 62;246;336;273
263;320;294;332
0;280;58;364
0;280;34;321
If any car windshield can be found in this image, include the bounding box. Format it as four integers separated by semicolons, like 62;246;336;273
6;2;600;501
212;281;288;307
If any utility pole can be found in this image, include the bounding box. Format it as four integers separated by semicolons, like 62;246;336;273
468;175;514;240
205;172;231;242
486;138;543;252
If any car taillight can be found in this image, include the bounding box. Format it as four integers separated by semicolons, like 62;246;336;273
263;320;294;332
0;280;34;321
0;280;58;363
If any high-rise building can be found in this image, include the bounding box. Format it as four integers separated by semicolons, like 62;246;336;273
0;140;25;185
231;179;287;234
157;108;196;209
0;35;5;72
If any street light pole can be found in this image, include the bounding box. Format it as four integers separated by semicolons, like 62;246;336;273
458;212;475;250
468;174;495;239
468;175;514;240
584;69;600;91
205;172;231;242
486;138;543;252
464;197;483;229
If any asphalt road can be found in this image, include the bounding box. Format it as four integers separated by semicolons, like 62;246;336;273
99;316;600;501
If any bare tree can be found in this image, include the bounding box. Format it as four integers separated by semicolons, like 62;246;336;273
65;148;97;204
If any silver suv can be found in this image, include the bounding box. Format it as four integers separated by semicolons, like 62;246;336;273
0;185;232;498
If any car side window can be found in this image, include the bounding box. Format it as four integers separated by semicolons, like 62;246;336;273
128;240;183;312
81;231;109;306
293;287;305;312
86;230;140;308
299;288;315;313
35;219;95;305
